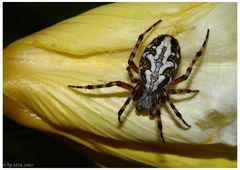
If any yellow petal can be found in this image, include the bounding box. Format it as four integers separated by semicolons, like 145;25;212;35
3;2;236;167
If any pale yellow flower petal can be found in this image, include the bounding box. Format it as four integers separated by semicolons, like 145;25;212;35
3;2;236;167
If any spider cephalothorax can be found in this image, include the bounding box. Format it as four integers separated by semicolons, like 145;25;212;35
68;19;210;143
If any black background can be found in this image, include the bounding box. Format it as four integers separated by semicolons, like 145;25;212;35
4;2;110;47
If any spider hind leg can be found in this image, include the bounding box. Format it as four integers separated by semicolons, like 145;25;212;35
170;29;210;85
127;19;162;77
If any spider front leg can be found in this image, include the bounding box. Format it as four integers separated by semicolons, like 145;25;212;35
167;88;199;94
68;81;133;91
163;89;191;128
170;29;210;85
118;95;133;122
155;104;165;143
127;19;162;75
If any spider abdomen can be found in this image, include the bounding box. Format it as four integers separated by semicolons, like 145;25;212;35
139;35;181;92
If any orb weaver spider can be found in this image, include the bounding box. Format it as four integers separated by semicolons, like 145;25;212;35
68;19;210;143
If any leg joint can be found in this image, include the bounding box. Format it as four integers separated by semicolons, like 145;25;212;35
128;59;133;65
138;34;144;41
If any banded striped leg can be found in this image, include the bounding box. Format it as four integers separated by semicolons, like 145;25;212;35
156;104;165;143
118;95;133;122
126;66;139;83
128;19;162;74
171;29;210;85
167;89;199;94
163;90;191;128
68;81;133;91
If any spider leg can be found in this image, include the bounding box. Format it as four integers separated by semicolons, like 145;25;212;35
170;29;210;85
163;89;191;128
128;19;162;74
149;104;156;117
155;104;165;143
68;81;133;91
167;89;199;94
118;95;133;122
126;66;140;83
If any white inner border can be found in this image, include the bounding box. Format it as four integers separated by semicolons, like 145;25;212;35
1;0;239;169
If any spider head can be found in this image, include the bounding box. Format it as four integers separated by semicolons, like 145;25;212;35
138;96;153;112
133;84;164;112
135;89;153;112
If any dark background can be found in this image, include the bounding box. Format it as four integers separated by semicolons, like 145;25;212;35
3;2;106;168
3;2;110;48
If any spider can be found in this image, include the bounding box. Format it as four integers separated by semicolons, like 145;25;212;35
68;19;210;143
